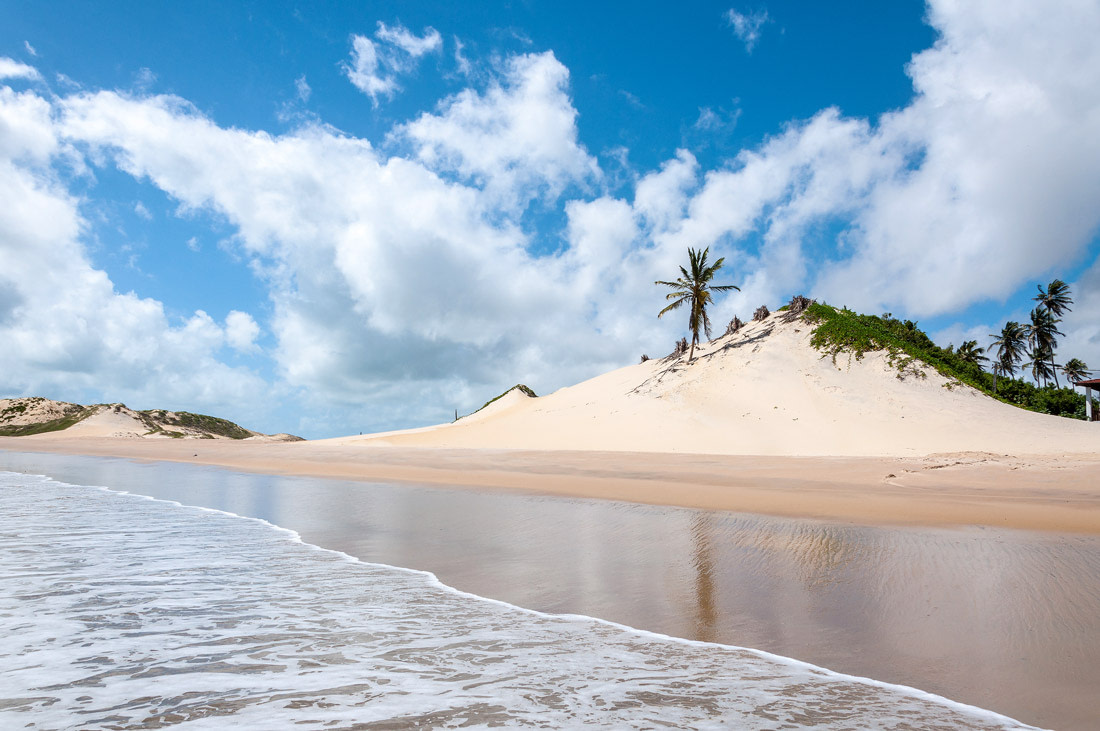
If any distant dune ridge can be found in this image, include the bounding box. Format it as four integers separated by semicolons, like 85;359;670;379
0;397;301;441
329;311;1097;457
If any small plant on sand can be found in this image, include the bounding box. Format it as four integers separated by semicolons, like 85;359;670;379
753;305;769;321
655;247;739;362
787;295;812;315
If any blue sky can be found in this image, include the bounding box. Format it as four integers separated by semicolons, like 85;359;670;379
2;0;1099;438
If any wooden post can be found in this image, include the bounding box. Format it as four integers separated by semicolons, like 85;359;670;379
1087;386;1094;422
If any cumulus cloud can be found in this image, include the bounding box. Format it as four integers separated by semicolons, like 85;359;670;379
344;22;441;105
0;57;40;81
813;0;1100;317
0;85;266;421
726;8;769;53
399;52;600;210
225;310;261;352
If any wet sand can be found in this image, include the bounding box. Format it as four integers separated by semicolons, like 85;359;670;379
4;436;1100;533
3;451;1099;729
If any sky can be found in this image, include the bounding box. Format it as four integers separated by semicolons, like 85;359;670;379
2;0;1099;438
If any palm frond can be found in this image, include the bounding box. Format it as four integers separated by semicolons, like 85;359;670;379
658;296;690;318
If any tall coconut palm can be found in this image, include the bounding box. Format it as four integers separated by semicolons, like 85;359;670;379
1034;279;1073;317
1062;358;1090;387
1027;307;1064;387
956;340;988;368
656;247;740;362
990;321;1026;390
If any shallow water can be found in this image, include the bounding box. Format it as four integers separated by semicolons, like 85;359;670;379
2;452;1099;729
0;470;1033;730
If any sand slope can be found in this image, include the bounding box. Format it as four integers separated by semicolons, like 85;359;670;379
332;313;1097;457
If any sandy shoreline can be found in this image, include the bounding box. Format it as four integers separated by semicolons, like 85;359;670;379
5;436;1099;534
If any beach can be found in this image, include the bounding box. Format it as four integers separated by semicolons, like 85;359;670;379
3;450;1099;729
3;436;1099;534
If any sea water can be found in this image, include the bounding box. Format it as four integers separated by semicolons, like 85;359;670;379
0;470;1035;729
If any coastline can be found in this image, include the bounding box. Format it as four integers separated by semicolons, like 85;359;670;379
4;451;1098;730
4;435;1099;534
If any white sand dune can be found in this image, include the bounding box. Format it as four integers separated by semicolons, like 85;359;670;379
329;313;1097;457
59;407;153;438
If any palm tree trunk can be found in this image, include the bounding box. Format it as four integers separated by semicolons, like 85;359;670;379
1051;356;1060;388
688;333;697;362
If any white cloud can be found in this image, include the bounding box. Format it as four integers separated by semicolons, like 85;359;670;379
726;8;769;53
343;22;441;105
225;310;261;352
693;105;740;133
294;75;311;102
24;41;38;57
134;67;156;91
133;201;152;220
813;0;1100;317
633;149;698;233
375;22;442;58
453;37;472;77
344;35;395;102
399;52;600;210
0;57;40;81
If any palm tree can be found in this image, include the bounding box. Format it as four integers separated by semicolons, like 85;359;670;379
1062;358;1090;387
1027;307;1064;387
956;340;988;368
990;321;1026;390
1027;349;1056;387
656;247;740;362
1034;279;1073;317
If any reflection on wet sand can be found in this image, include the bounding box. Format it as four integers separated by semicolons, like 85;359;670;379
3;452;1099;730
691;513;718;643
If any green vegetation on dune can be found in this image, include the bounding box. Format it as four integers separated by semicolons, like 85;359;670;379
801;303;1096;420
139;410;253;439
0;405;92;436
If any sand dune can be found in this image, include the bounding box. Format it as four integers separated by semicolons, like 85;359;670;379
4;312;1097;532
327;313;1098;457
